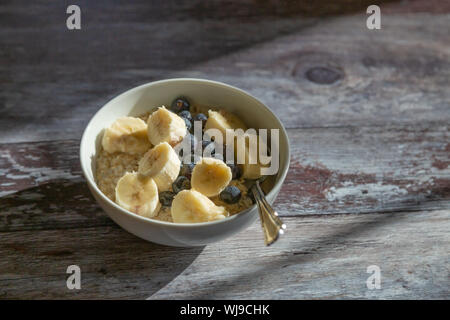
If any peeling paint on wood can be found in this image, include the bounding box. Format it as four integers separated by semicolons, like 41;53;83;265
0;0;449;300
282;124;450;214
0;123;448;233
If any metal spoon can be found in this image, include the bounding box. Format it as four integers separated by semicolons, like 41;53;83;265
246;176;286;246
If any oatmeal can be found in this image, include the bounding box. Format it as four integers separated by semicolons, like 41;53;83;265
95;151;142;201
95;96;270;223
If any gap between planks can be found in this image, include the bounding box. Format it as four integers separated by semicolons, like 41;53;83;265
1;124;448;232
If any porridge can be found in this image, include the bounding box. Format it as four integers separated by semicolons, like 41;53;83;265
95;96;269;223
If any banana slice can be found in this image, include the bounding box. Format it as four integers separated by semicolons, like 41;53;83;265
102;117;151;154
204;110;248;140
147;106;187;146
138;142;181;191
191;157;232;197
241;154;265;179
239;133;271;179
115;172;160;218
171;190;228;223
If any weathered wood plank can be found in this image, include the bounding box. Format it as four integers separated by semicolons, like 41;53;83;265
1;10;449;142
284;123;450;214
0;123;448;232
0;140;112;231
1;0;449;301
0;210;448;299
0;0;316;143
175;13;450;130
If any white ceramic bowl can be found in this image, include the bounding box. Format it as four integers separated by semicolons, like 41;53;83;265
80;78;290;247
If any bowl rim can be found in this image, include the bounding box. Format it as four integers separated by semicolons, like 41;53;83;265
80;78;290;228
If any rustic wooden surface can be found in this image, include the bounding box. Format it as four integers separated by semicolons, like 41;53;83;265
0;0;449;299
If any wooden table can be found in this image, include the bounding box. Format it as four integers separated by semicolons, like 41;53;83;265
0;1;449;299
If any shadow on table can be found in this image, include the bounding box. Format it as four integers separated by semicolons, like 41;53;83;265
0;181;203;299
0;179;111;231
188;0;399;19
187;212;409;299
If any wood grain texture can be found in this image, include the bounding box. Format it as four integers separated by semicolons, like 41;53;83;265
0;211;448;299
285;124;450;215
0;123;448;232
1;4;449;143
1;0;449;300
0;140;112;232
175;13;450;130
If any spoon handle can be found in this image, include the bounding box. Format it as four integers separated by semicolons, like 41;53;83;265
251;181;286;246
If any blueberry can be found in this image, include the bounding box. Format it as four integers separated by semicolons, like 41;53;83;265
159;191;175;207
179;110;193;133
194;113;208;129
178;134;194;158
183;117;192;132
171;97;190;113
187;134;198;152
202;140;212;149
215;144;230;162
180;163;195;179
172;176;191;194
202;140;216;157
219;186;241;204
178;110;192;122
180;152;201;166
227;163;242;180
